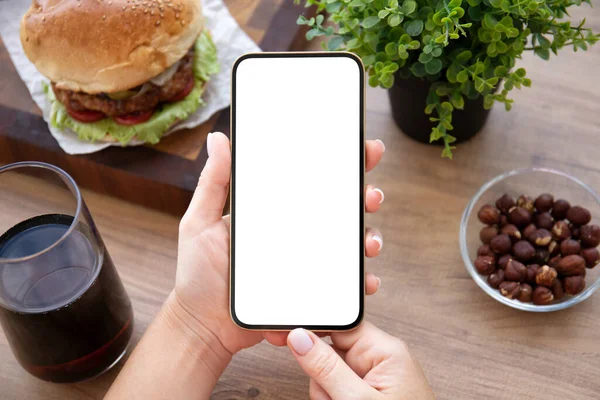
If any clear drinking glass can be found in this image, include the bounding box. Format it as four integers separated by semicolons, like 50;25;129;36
461;168;600;312
0;162;133;383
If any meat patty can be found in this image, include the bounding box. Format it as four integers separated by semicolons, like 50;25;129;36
52;49;194;117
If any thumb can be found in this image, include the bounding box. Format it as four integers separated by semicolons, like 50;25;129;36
182;132;231;233
287;329;374;399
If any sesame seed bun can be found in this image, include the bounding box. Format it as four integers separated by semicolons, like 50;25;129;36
20;0;204;94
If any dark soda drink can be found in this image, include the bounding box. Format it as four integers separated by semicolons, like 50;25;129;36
0;214;133;383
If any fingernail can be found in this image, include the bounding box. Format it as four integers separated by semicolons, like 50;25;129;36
374;188;385;204
372;234;383;251
289;329;314;356
207;132;214;156
377;277;382;288
375;139;386;152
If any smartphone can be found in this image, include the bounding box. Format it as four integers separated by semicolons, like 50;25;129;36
230;52;364;331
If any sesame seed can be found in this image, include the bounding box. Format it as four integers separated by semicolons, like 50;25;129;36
175;13;179;19
160;13;163;17
122;6;126;10
155;20;160;26
132;5;136;9
150;10;154;15
159;6;163;11
144;9;148;13
109;1;112;4
102;14;106;20
181;19;185;25
42;16;46;21
77;2;81;6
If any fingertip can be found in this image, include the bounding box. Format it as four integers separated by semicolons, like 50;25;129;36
288;329;315;356
366;187;384;213
373;188;384;204
264;332;288;347
365;140;384;172
366;233;382;257
365;273;381;295
372;235;383;251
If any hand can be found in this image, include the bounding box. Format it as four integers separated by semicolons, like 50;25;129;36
169;132;387;357
287;322;436;400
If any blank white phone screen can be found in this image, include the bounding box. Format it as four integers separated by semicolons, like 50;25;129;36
232;54;363;328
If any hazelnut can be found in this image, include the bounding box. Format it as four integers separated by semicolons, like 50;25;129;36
552;278;565;300
499;215;509;227
496;194;515;214
564;275;585;295
581;247;600;269
487;270;505;289
560;239;581;256
497;254;512;270
526;264;540;284
513;240;536;262
529;229;552;247
477;244;495;258
509;207;532;228
490;234;512;254
532;286;554;305
579;224;600;248
518;283;533;302
567;206;592;226
548;254;562;269
551;221;571;241
534;212;554;230
569;223;581;240
523;223;538;241
517;195;535;213
499;281;521;299
548;240;560;256
534;193;554;212
478;204;500;225
535;265;558;287
474;255;496;275
555;255;586;276
501;224;522;242
480;226;498;244
533;248;550;264
551;199;571;220
504;259;528;282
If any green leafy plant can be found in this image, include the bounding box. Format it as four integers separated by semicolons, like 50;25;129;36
295;0;599;158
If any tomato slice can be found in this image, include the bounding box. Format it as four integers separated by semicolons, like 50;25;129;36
168;78;195;102
113;109;154;126
66;107;106;123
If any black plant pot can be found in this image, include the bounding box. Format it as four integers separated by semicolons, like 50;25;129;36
387;75;492;144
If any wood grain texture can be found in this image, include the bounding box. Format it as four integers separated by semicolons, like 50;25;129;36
1;5;600;400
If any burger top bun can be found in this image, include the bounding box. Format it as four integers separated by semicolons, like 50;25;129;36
20;0;204;94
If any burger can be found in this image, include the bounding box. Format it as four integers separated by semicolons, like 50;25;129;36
20;0;219;145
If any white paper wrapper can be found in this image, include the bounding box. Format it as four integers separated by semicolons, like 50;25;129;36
0;0;261;155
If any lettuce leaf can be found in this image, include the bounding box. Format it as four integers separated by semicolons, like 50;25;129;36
45;30;219;145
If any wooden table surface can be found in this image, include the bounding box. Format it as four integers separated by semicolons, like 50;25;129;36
2;5;600;400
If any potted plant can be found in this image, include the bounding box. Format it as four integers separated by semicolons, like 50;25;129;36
296;0;598;158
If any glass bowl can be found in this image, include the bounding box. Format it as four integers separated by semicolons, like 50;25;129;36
460;168;600;312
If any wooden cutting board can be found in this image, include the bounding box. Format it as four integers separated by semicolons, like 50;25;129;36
0;0;313;216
